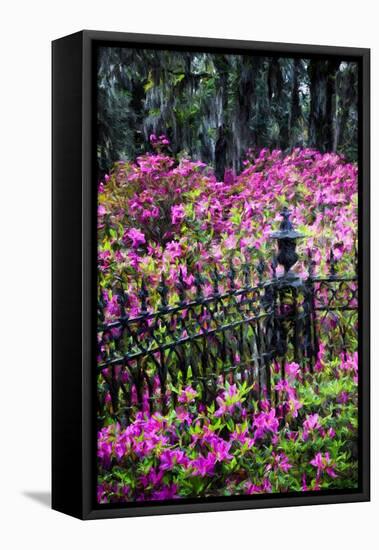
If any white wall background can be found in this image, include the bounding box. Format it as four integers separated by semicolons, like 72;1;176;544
1;1;376;548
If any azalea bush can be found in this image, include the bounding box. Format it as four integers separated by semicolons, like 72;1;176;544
98;137;357;319
97;351;358;502
97;136;358;503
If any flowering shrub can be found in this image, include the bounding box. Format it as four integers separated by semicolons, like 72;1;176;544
97;138;358;503
98;140;357;319
97;352;358;502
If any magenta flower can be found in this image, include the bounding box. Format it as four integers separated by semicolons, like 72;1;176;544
98;249;111;271
152;484;178;500
339;352;358;374
105;295;121;317
210;439;232;462
275;379;291;393
97;483;107;503
178;385;197;404
274;452;292;473
166;240;182;260
97;430;113;469
285;362;300;380
224;234;237;249
287;396;303;418
337;391;349;404
159;449;189;470
171;204;185;225
175;407;192;425
327;427;336;439
98;204;107;216
314;342;326;372
141;207;159;221
310;452;337;478
301;474;308;492
230;424;249;444
262;478;272;492
191;453;217;476
124;227;146;248
245;482;262;494
253;409;279;439
302;413;321;440
214;384;240;417
304;414;320;431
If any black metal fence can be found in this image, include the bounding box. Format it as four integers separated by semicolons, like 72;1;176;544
97;209;358;426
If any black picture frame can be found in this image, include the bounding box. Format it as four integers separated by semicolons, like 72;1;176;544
52;30;370;520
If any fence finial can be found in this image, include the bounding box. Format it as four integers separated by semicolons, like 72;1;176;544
228;258;236;290
194;265;204;299
354;239;358;274
279;206;293;231
211;266;221;295
257;255;266;283
307;248;315;279
138;278;149;313
271;207;305;281
328;248;337;279
98;291;106;323
117;287;129;320
176;268;187;304
158;273;169;309
242;261;251;287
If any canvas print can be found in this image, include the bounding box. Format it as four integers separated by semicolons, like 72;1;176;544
96;47;359;505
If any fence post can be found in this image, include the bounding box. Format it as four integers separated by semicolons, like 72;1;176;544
306;248;318;372
270;207;305;284
270;208;306;376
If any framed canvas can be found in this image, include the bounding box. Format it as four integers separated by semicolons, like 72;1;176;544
52;30;370;520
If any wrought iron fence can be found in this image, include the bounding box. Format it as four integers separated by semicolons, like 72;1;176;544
97;209;358;426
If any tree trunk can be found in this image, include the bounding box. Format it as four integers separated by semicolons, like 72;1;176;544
289;58;302;147
336;64;358;156
232;56;262;170
213;55;230;180
308;59;340;152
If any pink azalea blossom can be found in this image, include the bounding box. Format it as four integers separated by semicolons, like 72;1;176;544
178;386;197;404
98;204;107;216
171;204;185;225
253;409;279;439
191;453;217;476
285;362;300;380
302;413;321;441
124;227;146;248
310;452;337;478
166;240;182;260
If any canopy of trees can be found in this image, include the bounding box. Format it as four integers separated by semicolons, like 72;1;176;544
97;47;358;179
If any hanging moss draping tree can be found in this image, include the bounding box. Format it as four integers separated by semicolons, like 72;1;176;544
97;48;359;178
